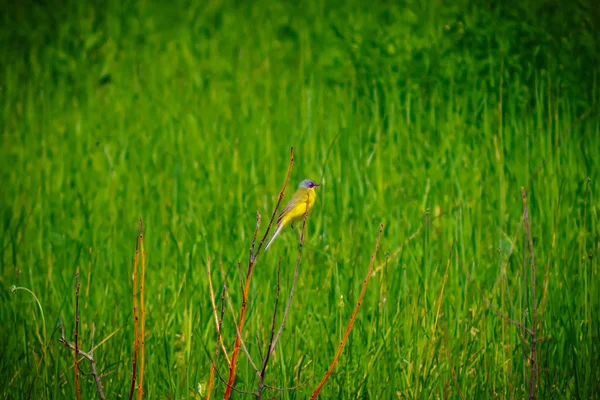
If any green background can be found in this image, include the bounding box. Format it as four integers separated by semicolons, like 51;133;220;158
2;0;599;398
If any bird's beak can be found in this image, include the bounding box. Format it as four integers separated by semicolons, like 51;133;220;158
314;183;321;187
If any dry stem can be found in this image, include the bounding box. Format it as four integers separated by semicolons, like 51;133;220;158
310;224;384;399
269;206;307;353
138;219;146;400
256;198;310;398
129;229;140;400
223;147;295;400
221;283;261;376
255;257;283;399
59;273;107;400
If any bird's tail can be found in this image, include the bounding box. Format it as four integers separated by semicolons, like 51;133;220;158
264;223;283;250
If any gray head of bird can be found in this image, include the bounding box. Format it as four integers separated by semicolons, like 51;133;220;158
298;179;320;189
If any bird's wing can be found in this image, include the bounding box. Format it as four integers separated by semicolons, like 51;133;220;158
277;190;308;225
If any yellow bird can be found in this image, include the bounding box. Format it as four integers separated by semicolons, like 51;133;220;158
265;179;320;250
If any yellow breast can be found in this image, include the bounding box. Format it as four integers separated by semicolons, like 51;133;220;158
280;187;317;227
306;187;316;211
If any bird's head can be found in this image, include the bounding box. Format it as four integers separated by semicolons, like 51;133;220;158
298;179;320;189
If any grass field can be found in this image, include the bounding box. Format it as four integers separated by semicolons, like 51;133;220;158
2;0;599;398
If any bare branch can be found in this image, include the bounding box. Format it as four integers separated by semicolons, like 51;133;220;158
129;230;140;400
252;147;295;261
310;224;384;399
256;260;283;399
138;218;147;400
59;318;106;400
262;260;281;377
270;198;310;355
222;284;261;376
224;148;295;400
213;355;258;396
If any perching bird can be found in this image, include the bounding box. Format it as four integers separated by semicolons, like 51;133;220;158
264;179;320;250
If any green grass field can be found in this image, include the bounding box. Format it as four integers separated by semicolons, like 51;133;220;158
2;0;599;398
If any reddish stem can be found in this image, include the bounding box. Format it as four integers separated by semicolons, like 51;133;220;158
310;224;384;399
223;148;295;400
129;232;140;400
138;220;146;400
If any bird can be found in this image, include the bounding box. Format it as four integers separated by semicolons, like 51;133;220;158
264;179;320;250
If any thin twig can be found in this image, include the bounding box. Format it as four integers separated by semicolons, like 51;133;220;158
129;232;140;400
310;224;384;399
213;358;258;396
264;261;281;371
224;148;295;400
138;218;146;400
256;261;282;399
216;261;261;376
269;199;309;356
222;284;261;376
59;318;107;399
254;197;310;399
252;147;295;260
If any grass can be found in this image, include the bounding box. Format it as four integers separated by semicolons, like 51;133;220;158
1;0;599;398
